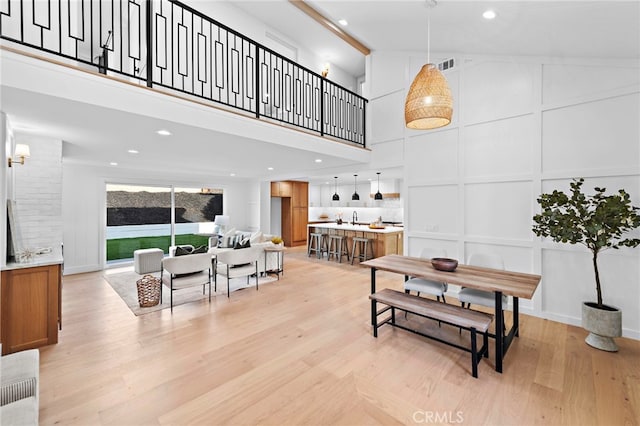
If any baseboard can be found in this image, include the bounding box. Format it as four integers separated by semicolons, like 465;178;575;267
63;264;102;275
542;311;639;340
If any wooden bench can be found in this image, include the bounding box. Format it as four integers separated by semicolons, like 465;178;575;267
369;288;493;378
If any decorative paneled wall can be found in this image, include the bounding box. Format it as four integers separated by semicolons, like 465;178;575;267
368;52;640;337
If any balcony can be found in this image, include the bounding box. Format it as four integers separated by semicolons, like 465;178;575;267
0;0;367;147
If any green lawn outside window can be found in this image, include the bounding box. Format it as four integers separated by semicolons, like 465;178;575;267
106;234;210;261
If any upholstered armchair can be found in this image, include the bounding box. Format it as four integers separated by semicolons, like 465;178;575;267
161;252;213;312
214;246;261;297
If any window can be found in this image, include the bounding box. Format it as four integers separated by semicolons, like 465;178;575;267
106;184;223;262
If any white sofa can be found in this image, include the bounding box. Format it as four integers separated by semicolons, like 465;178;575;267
209;231;280;276
0;348;39;425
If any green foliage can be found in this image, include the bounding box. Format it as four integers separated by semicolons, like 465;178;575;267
532;178;640;306
106;234;209;261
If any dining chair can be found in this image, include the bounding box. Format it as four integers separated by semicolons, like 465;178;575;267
404;247;449;302
458;253;508;334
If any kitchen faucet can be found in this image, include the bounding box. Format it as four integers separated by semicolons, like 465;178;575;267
352;211;358;224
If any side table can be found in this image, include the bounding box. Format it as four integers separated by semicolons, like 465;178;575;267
263;245;286;279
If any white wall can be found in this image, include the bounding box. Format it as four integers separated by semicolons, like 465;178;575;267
269;197;281;237
308;179;403;223
62;163;260;274
367;51;640;338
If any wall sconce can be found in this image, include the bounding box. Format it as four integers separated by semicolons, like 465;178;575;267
321;62;330;78
8;144;30;167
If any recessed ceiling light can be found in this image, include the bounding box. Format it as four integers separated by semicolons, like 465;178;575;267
325;181;329;185
268;167;274;171
315;159;322;163
157;129;171;136
338;19;348;26
230;173;236;177
482;10;496;20
110;162;118;166
128;149;139;154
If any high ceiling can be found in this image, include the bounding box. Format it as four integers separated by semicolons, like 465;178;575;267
231;1;640;78
3;1;639;184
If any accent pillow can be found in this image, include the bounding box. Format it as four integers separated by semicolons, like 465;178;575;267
220;235;239;248
233;238;251;250
249;231;263;244
173;246;209;278
222;228;237;239
174;246;193;256
219;228;238;248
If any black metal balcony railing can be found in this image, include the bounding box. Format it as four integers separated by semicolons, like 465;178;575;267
0;0;367;146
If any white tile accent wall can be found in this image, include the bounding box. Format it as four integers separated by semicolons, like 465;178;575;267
13;137;63;251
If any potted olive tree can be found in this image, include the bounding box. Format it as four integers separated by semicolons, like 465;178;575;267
532;178;640;351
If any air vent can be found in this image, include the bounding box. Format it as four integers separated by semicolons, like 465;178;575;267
437;58;455;71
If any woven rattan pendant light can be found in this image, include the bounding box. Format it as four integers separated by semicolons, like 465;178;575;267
405;1;452;130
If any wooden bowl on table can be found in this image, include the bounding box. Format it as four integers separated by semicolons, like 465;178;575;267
431;257;458;272
368;224;386;229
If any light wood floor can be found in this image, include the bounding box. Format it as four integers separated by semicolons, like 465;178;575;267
39;247;639;425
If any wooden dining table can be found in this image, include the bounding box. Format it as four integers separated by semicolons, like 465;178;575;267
361;254;541;373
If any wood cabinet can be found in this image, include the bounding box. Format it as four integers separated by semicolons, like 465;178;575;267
308;224;403;259
272;180;308;247
293;183;308;207
1;263;61;355
292;207;308;243
271;181;292;197
365;231;403;258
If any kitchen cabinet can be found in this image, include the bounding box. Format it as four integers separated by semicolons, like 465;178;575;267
272;180;308;247
271;181;292;197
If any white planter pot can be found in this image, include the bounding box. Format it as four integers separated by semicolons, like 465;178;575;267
581;302;622;352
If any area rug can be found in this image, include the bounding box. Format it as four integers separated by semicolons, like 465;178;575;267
104;270;277;315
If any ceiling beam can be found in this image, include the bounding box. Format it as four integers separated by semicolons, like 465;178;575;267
288;0;371;56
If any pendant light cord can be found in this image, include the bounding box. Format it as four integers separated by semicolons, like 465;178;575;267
427;4;431;65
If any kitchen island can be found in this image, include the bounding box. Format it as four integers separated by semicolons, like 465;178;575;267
307;223;403;259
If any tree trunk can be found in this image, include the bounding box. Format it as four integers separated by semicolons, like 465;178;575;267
592;251;603;307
